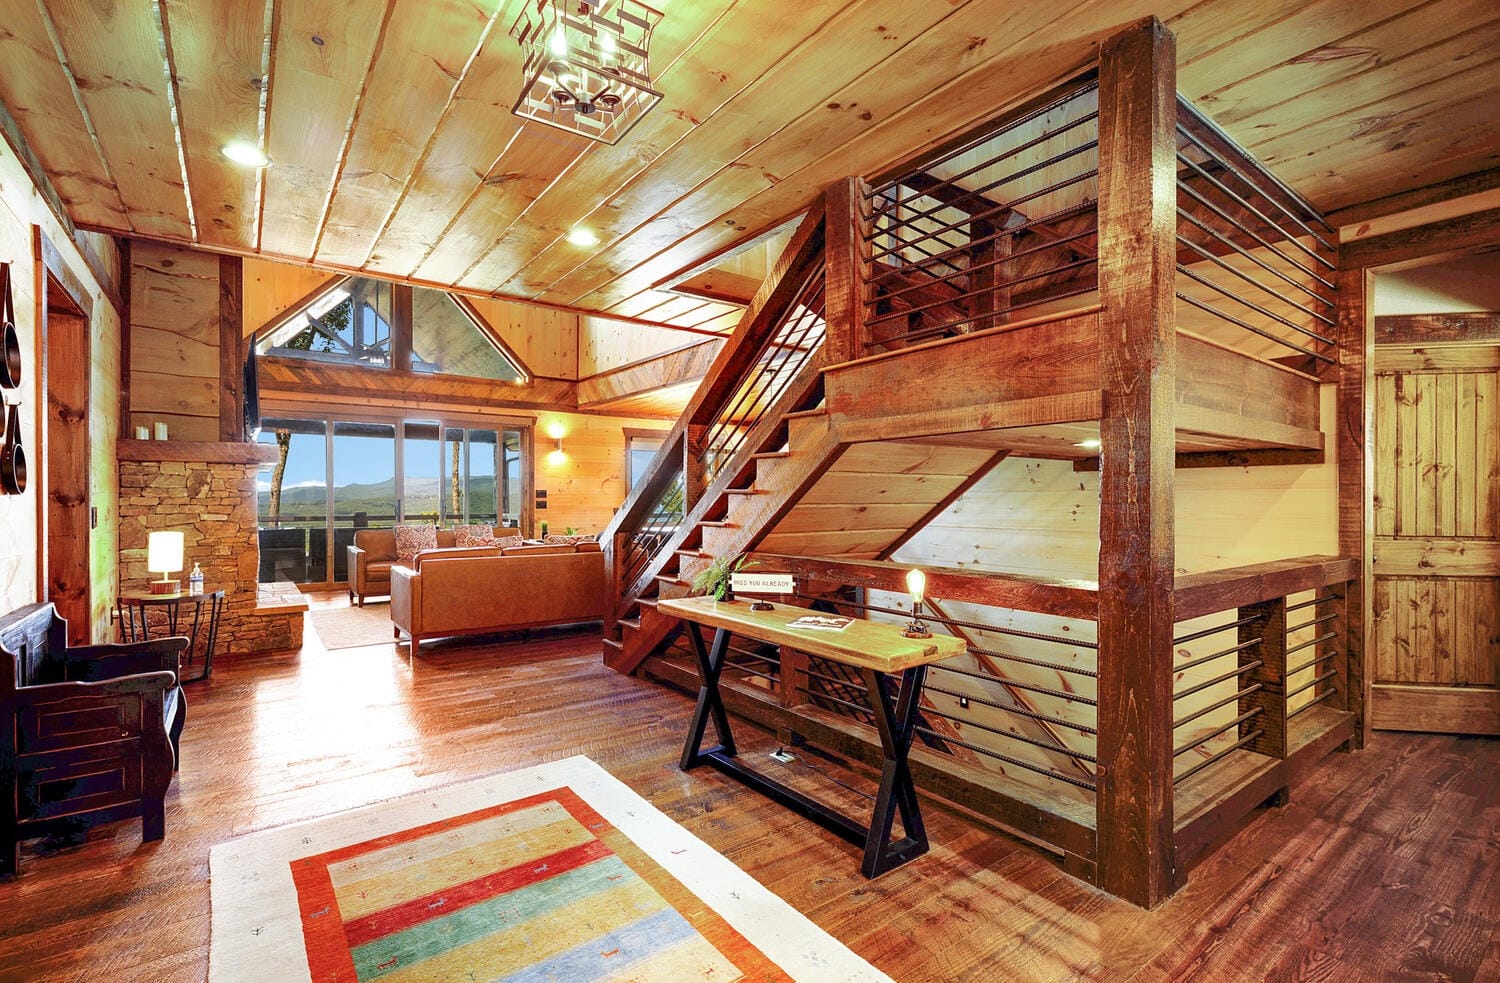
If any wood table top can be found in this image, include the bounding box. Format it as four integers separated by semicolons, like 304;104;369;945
658;595;966;673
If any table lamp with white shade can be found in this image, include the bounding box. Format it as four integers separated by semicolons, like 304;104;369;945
148;530;185;594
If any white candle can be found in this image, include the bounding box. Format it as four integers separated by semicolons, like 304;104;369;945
153;422;168;440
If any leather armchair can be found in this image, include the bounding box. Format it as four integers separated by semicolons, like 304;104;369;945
0;602;188;874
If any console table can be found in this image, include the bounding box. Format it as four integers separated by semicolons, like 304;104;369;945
657;595;965;878
117;588;225;683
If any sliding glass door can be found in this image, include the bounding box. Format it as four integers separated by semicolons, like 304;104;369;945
257;413;530;586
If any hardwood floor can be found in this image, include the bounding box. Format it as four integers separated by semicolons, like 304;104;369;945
1;596;1495;981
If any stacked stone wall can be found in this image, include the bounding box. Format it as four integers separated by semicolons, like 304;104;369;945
118;460;300;655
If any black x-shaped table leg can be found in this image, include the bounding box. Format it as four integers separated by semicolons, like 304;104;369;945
679;623;932;878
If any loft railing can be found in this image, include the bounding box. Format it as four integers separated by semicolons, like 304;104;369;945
695;553;1357;886
859;77;1101;352
1174;97;1339;376
600;204;831;625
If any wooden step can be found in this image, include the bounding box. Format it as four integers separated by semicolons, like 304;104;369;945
782;407;827;420
750;450;791;461
602;636;624;654
726;486;760;496
675;548;709;560
698;520;737;529
656;573;689;589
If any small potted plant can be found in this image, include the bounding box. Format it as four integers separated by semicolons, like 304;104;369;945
690;552;751;603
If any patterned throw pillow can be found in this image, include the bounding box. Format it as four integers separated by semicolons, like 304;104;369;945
454;523;499;548
544;534;596;546
394;524;438;565
496;536;524;550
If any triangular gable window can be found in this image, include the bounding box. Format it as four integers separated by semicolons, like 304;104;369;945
410;290;530;384
257;277;392;367
254;277;530;384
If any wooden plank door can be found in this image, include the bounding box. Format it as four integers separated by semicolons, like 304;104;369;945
1371;341;1499;733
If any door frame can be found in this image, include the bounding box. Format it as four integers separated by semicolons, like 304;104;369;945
34;228;95;644
1339;205;1500;740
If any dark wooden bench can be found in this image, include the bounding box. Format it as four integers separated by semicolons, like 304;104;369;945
0;602;188;874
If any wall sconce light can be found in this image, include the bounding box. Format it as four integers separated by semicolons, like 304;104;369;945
148;530;185;594
903;567;931;639
547;421;565;453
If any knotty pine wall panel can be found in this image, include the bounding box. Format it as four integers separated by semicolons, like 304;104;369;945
128;240;220;441
876;386;1339;787
533;410;668;536
579;315;714;377
241;257;335;336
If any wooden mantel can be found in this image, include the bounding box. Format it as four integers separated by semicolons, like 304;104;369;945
116;439;277;465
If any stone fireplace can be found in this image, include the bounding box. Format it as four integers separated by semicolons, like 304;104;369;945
117;440;301;655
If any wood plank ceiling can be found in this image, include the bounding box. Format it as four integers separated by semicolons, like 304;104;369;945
0;0;1496;329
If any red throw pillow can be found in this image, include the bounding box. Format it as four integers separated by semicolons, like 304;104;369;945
454;523;500;548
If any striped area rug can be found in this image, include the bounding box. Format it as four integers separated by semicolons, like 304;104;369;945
209;756;890;982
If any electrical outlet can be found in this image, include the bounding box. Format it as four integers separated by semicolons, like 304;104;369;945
768;749;796;763
959;696;970;709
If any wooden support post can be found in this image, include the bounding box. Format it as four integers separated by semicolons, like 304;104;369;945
1238;598;1288;759
218;255;244;441
968;218;1008;331
823;177;869;365
391;283;414;374
1095;17;1178;909
1334;262;1372;748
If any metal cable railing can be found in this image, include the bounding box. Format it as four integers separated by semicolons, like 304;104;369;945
699;267;826;485
862;77;1100;351
1174;95;1338;374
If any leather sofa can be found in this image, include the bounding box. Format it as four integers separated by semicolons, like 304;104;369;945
390;542;606;653
347;525;518;606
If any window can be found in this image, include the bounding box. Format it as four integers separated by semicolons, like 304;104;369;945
255;277;529;384
257;278;393;367
625;429;668;490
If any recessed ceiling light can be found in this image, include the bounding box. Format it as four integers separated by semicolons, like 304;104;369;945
1074;439;1102;450
566;227;599;247
221;141;270;168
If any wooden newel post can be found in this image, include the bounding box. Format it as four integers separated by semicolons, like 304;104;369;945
1095;16;1179;909
1238;597;1288;759
823;176;870;365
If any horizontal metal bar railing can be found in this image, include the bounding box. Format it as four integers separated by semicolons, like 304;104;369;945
1284;593;1336;614
915;726;1098;791
1176;292;1334;365
919;704;1098;762
1288;688;1338;718
930;664;1096;707
925;682;1097;735
1176;177;1335;292
1174;636;1262;673
1176;121;1336;257
1177;262;1335;347
1286;612;1338;634
1286;649;1337;679
1175;231;1335;327
867;78;1100;199
1173;707;1262;757
1174;661;1262;701
812;594;1098;650
1176;206;1334;307
1284;630;1338;658
1286;668;1337;700
1175;729;1264;785
1175;683;1262;729
1174;142;1333;273
1174;614;1257;645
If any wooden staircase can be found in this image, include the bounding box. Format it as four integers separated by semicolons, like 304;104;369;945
603;406;841;674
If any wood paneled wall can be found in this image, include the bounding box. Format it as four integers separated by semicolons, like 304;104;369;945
579;315;717;377
0;141;121;638
128;241;221;441
534;410;670;535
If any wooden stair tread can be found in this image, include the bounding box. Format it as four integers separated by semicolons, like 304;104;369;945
750;450;791;460
782;408;827;420
726;487;760;495
601;637;624;653
699;520;737;528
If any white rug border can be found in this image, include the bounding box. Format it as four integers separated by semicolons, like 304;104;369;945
209;755;892;982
